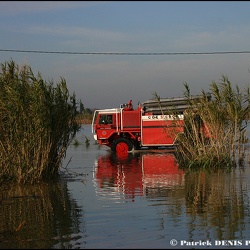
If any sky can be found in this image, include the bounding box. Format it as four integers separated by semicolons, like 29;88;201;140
0;1;250;109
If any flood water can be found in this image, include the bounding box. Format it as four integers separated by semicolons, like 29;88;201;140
1;124;250;249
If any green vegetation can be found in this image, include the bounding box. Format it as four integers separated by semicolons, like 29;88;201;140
72;136;90;146
155;75;250;169
0;60;81;184
75;113;93;124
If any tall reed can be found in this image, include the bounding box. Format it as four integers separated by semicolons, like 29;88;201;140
155;76;250;169
0;60;81;184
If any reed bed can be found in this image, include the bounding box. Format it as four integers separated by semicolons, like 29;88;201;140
0;60;81;184
75;113;93;125
155;76;250;169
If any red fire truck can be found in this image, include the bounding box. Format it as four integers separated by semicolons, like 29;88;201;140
91;95;211;154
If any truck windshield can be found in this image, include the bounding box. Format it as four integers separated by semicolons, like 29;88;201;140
99;114;113;124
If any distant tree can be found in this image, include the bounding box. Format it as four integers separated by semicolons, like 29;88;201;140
85;108;93;114
79;99;84;114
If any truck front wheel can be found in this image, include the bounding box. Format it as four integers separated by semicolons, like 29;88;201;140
111;138;133;153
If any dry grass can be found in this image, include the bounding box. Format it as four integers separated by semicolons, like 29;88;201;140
0;60;81;184
75;113;93;124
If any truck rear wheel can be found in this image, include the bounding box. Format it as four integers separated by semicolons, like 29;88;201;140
111;138;133;153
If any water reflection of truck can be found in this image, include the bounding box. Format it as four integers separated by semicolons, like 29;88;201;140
92;95;211;154
94;153;184;200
